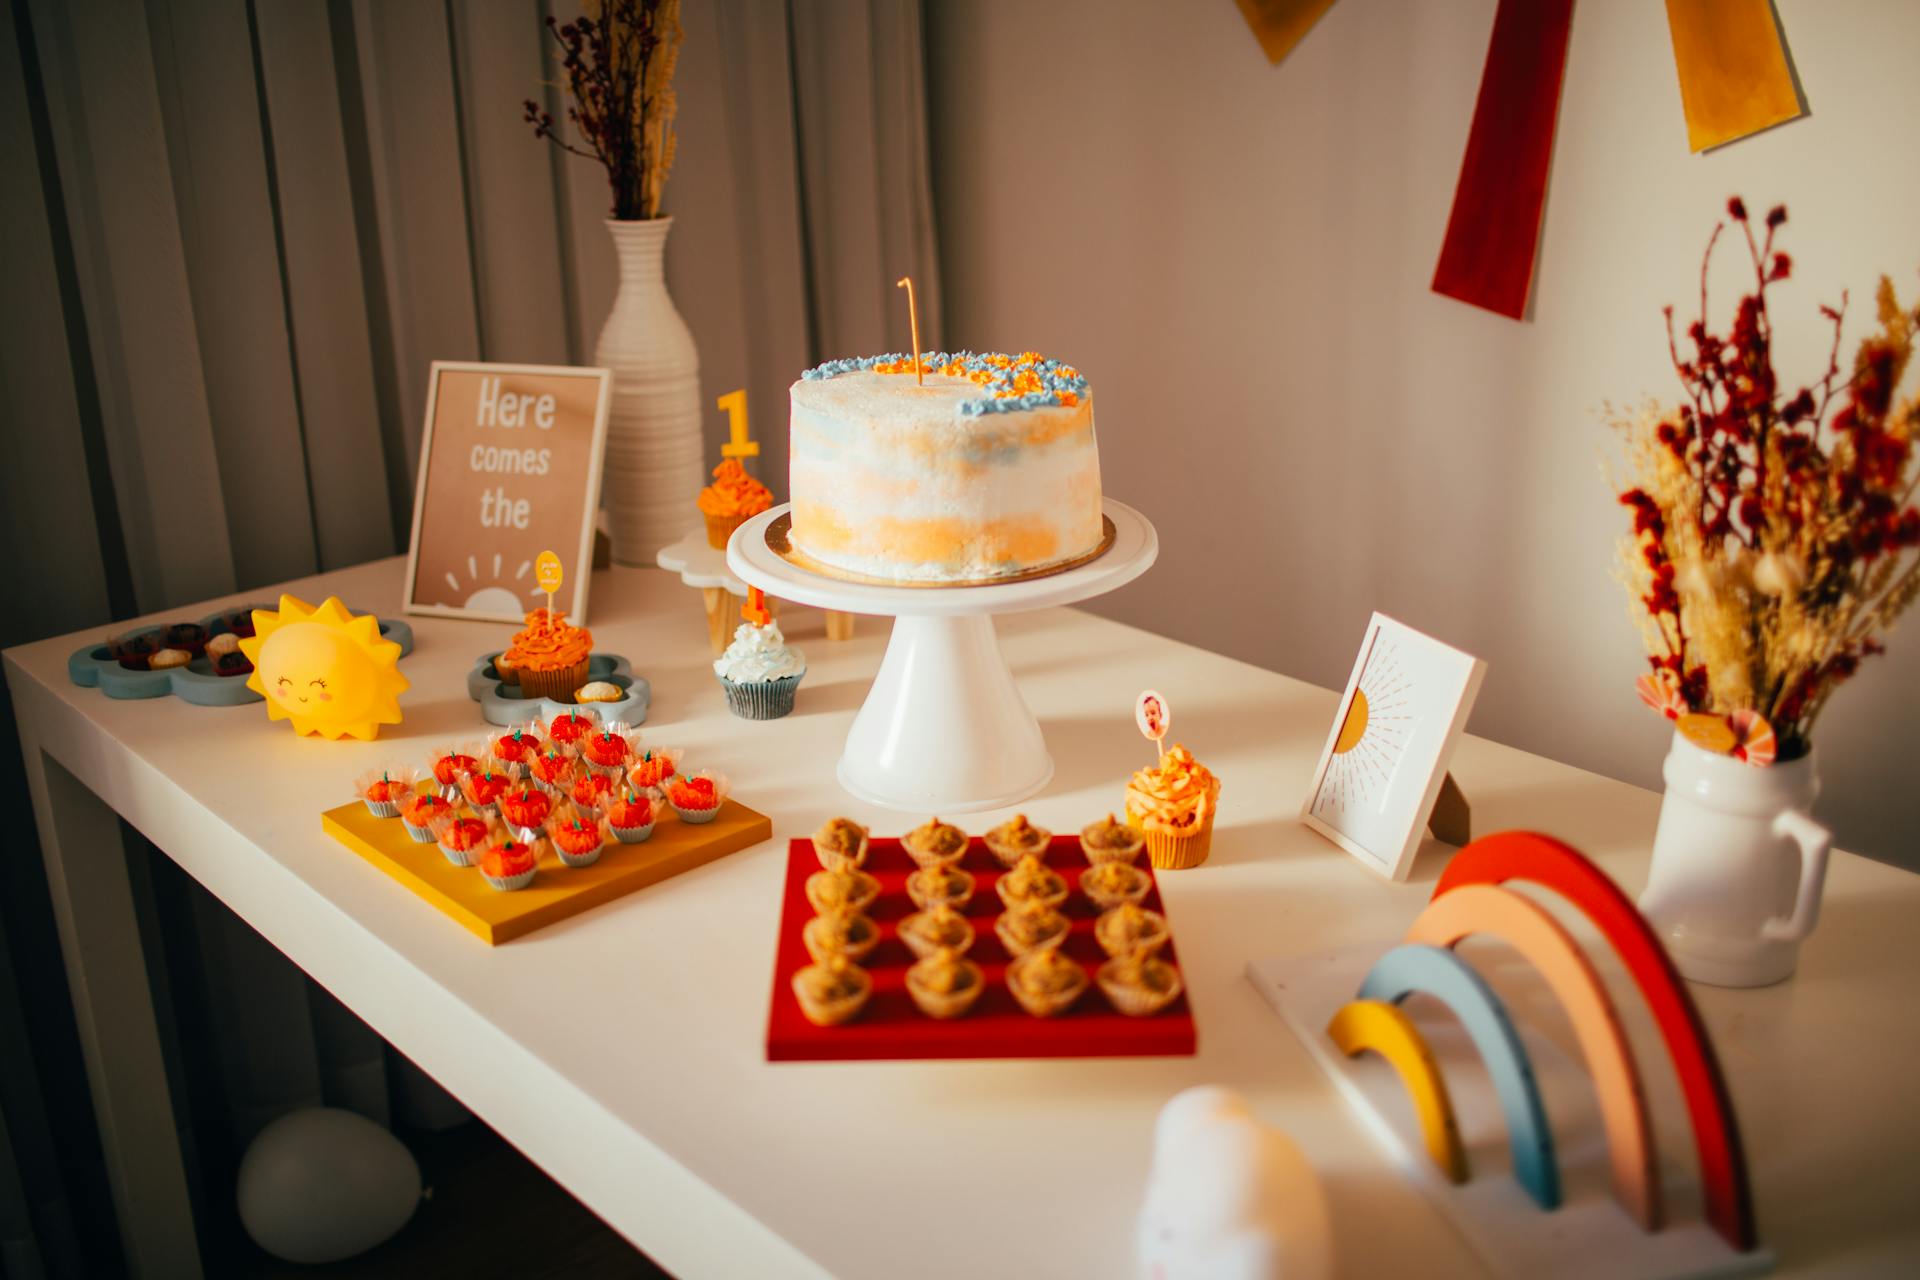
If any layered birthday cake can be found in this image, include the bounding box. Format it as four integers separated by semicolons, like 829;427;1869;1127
788;351;1103;583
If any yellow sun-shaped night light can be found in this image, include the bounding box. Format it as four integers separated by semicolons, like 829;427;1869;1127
239;596;409;740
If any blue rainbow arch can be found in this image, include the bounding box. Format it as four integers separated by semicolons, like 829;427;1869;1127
1358;943;1560;1210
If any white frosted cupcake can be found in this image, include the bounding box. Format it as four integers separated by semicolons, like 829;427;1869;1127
713;620;806;720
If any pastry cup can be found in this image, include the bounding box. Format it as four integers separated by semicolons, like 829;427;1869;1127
812;819;870;872
804;867;881;916
1127;804;1215;870
1080;862;1152;910
1094;905;1171;958
791;963;872;1027
1079;819;1146;866
983;825;1052;869
1006;953;1090;1018
995;870;1069;913
897;908;976;960
901;824;970;870
905;865;974;911
802;910;881;964
993;908;1070;958
1097;955;1185;1017
905;957;986;1020
482;865;537;891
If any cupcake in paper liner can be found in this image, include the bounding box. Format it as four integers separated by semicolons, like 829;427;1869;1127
984;814;1052;868
713;619;806;721
905;861;973;912
490;721;546;770
457;763;519;817
625;747;684;798
897;904;975;960
354;765;419;819
401;791;454;843
802;908;880;965
698;458;772;550
527;745;580;799
544;709;598;751
906;947;985;1020
792;955;871;1027
1095;903;1170;958
668;771;729;824
804;865;880;916
428;741;485;800
500;608;593;701
580;721;641;778
902;817;969;870
546;806;606;869
811;817;869;871
478;831;539;891
1080;860;1152;911
995;854;1068;912
1124;743;1221;870
569;769;617;819
1079;813;1145;866
497;782;554;842
605;789;656;844
1007;947;1089;1018
430;811;490;869
994;902;1070;958
1097;951;1184;1017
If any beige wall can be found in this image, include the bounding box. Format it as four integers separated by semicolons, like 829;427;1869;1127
928;0;1919;866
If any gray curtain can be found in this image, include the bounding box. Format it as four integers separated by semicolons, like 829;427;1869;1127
0;0;940;1272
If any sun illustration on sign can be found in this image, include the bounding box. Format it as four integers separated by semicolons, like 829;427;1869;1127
240;596;409;740
442;553;544;614
1312;635;1414;819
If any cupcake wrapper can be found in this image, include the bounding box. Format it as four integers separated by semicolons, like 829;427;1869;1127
1081;839;1145;867
720;675;801;721
994;917;1068;958
556;846;602;868
1099;968;1184;1018
1142;822;1213;870
793;985;870;1028
907;978;984;1020
514;659;591;702
482;868;537;891
705;512;749;551
402;819;438;844
673;802;721;824
1009;975;1088;1019
440;843;481;868
362;797;403;820
609;821;656;844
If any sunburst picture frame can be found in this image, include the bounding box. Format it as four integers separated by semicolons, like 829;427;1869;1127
1303;613;1486;881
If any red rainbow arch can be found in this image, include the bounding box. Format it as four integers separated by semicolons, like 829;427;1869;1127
1432;831;1756;1252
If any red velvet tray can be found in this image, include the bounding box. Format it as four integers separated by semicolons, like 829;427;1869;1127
766;835;1197;1061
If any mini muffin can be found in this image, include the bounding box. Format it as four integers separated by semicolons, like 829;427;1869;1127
545;710;597;749
812;817;870;871
905;862;974;911
902;816;969;870
1080;813;1146;866
1007;947;1089;1018
801;908;880;964
805;866;881;916
994;901;1071;958
491;724;544;768
667;773;728;823
497;784;552;834
570;770;616;816
148;647;192;671
995;854;1068;911
528;746;578;797
906;947;985;1020
432;813;490;868
983;813;1052;868
605;791;656;843
1080;860;1152;910
547;809;605;868
1094;903;1170;957
205;632;241;661
1098;950;1184;1017
401;791;453;843
898;903;976;960
479;837;539;891
574;680;625;704
792;954;872;1027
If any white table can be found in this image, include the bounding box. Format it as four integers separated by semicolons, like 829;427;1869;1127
7;558;1917;1278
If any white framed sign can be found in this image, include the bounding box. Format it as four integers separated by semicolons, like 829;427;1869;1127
1302;612;1487;882
403;362;611;624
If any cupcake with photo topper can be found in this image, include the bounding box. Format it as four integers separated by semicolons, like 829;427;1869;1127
580;722;640;778
712;616;805;721
544;709;598;750
354;765;420;819
605;788;656;843
667;771;728;824
1125;743;1221;870
430;812;490;868
546;806;606;868
401;791;454;843
478;829;539;891
626;747;683;798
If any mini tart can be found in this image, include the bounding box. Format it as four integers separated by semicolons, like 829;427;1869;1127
149;647;192;670
545;711;597;747
1097;951;1184;1017
1007;948;1089;1018
995;854;1068;911
994;902;1071;957
905;947;985;1020
905;862;974;911
1094;903;1170;958
804;866;881;916
1079;813;1146;866
983;814;1052;868
812;817;870;871
792;955;872;1027
498;786;552;831
491;726;542;766
582;727;635;773
901;817;969;869
570;771;616;813
1080;860;1152;910
898;904;976;959
801;909;880;964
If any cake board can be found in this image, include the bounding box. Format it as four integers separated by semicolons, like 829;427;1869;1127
728;499;1158;813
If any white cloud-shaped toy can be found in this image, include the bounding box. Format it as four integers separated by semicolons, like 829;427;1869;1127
1137;1086;1332;1280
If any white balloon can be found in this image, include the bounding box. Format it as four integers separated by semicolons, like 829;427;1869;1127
237;1107;422;1264
1137;1086;1332;1280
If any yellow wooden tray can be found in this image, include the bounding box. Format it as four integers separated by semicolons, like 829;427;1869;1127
322;791;771;945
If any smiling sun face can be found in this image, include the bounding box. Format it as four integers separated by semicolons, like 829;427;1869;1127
240;595;409;740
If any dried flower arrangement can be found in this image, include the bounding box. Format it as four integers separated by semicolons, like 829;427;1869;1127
524;0;684;220
1613;198;1920;765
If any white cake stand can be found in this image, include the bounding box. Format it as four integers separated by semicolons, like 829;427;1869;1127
728;499;1158;813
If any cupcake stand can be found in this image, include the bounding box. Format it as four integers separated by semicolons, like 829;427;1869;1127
729;498;1158;813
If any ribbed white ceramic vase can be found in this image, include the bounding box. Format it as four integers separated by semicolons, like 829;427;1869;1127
595;216;703;565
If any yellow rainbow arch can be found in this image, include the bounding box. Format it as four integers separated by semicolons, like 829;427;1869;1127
1326;999;1468;1184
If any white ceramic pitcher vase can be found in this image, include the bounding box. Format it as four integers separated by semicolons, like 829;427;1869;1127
1639;728;1831;988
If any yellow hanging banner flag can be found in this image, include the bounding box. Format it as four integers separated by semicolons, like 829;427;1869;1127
1233;0;1339;66
1664;0;1805;153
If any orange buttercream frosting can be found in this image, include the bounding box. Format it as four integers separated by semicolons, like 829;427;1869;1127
1125;744;1220;835
697;459;773;518
502;608;592;673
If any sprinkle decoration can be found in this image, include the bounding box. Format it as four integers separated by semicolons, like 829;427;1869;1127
800;350;1088;417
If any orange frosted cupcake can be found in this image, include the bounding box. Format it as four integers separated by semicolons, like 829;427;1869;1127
500;608;593;701
545;710;597;749
431;813;489;868
606;790;656;843
571;770;616;816
401;791;453;843
697;458;773;549
498;784;552;834
546;808;605;868
1125;744;1221;870
479;836;538;891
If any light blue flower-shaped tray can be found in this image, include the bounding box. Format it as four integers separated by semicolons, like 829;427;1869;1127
466;652;650;727
66;604;414;707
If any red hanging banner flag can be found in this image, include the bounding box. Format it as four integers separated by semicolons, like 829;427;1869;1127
1431;0;1576;321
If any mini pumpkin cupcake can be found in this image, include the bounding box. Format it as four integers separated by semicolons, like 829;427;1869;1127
1080;813;1146;866
569;770;617;817
605;789;656;843
498;783;553;838
490;723;544;769
667;772;728;824
458;764;516;817
1094;903;1170;957
479;835;539;891
994;901;1071;958
580;722;639;777
1007;947;1089;1018
429;743;483;798
626;748;683;796
906;946;985;1020
906;861;974;911
984;813;1052;868
805;865;881;916
902;816;969;870
1097;950;1184;1017
401;791;454;843
995;854;1068;911
546;808;605;868
354;765;419;819
528;745;579;798
1080;860;1152;910
431;812;490;868
897;903;976;960
812;817;870;871
791;954;871;1027
544;710;598;750
801;908;880;965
